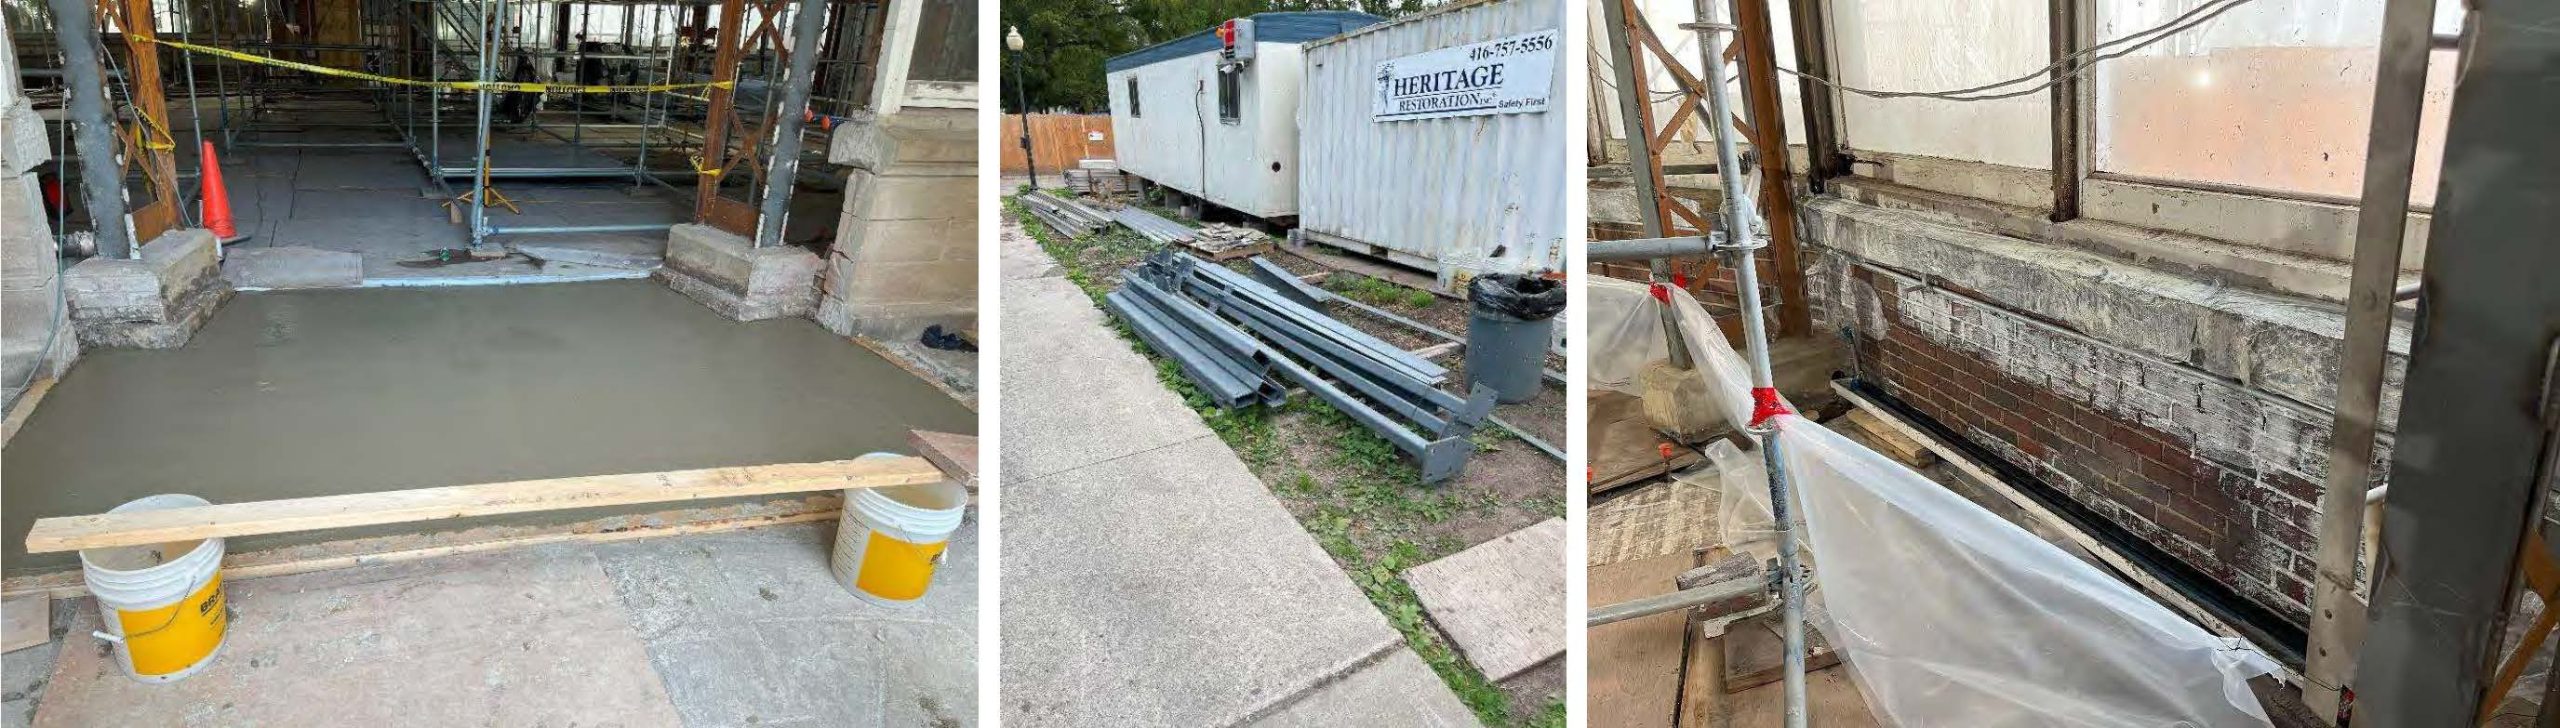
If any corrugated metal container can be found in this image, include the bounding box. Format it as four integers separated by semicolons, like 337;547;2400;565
1102;12;1384;220
1297;0;1566;292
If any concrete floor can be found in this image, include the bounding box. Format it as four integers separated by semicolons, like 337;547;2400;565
5;519;976;728
2;280;974;572
155;101;839;286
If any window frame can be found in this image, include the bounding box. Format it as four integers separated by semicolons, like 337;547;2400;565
1128;76;1141;117
1217;63;1242;125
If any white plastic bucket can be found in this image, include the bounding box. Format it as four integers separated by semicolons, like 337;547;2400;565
79;494;231;683
831;454;967;606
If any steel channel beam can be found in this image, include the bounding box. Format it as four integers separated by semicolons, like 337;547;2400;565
1212;289;1471;435
1176;255;1446;381
1105;289;1266;408
1247;257;1333;309
2352;0;2560;721
1178;271;1446;387
1207;287;1470;416
1125;276;1273;371
2304;0;2440;717
1255;337;1444;469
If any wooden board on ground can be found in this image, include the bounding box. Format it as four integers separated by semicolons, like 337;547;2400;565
1725;601;1841;692
1185;239;1272;261
3;595;47;653
1724;662;1882;727
1590;390;1703;496
1403;518;1565;681
908;430;980;490
22;457;945;554
1590;552;1696;728
1588;470;1720;568
2;376;55;445
1843;409;1934;466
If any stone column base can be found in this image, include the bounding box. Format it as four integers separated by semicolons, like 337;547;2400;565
64;228;230;349
655;223;821;321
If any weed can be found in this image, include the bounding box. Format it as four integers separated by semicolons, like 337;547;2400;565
1326;274;1438;310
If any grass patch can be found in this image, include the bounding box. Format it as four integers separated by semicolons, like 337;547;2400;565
1326;273;1437;310
1007;199;1546;727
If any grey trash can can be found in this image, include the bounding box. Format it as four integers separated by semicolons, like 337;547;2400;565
1465;274;1567;404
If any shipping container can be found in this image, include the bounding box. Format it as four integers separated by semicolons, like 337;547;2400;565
1102;12;1384;220
1297;0;1566;292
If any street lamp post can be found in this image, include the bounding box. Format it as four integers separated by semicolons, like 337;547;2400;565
1006;26;1039;190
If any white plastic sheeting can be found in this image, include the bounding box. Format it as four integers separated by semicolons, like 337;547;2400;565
1587;276;2280;726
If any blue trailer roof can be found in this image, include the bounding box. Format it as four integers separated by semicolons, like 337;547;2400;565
1103;11;1386;73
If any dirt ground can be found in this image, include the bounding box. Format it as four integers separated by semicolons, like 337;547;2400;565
1011;193;1567;727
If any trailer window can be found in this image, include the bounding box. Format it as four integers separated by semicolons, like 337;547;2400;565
1128;77;1140;117
1218;66;1241;124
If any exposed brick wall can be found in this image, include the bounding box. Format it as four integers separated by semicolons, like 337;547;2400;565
1804;245;2384;626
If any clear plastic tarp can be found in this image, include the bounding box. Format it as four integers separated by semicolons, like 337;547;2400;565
1588;276;2280;726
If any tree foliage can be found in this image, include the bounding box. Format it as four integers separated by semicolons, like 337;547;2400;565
999;0;1428;113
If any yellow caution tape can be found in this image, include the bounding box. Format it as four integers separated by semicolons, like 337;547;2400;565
131;106;177;151
689;154;723;177
150;39;734;94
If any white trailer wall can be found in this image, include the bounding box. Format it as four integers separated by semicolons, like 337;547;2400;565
1102;12;1383;220
1298;0;1566;291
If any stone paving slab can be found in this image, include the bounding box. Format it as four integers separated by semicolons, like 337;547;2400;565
996;272;1210;483
1406;517;1569;681
223;246;364;289
31;545;684;727
1002;437;1407;727
1250;649;1483;727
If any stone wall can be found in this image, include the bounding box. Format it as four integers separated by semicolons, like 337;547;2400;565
1795;194;2406;624
1;92;76;411
816;108;975;342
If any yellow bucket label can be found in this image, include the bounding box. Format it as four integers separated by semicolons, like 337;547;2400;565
854;531;945;601
111;574;228;676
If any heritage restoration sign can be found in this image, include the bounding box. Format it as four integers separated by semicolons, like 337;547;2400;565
1372;29;1557;121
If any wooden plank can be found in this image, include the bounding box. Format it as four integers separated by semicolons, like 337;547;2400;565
1724;609;1841;692
907;430;978;490
2;595;47;653
2;376;56;445
1589;391;1703;496
1843;409;1935;466
23;457;944;554
1591;552;1695;728
7;496;841;600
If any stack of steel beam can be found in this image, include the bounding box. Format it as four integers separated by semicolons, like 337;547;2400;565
1021;190;1110;237
1106;250;1495;483
1110;205;1198;245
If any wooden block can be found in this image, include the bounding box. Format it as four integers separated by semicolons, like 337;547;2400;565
3;595;47;653
1844;409;1936;466
1408;342;1462;361
907;430;979;490
23;457;946;554
1725;602;1841;693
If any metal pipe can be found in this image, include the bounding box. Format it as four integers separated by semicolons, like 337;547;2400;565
48;0;137;258
1589;235;1716;262
484;223;675;234
1599;0;1691;370
468;0;504;253
2305;0;2440;717
1588;577;1763;627
1687;9;1805;726
751;0;829;249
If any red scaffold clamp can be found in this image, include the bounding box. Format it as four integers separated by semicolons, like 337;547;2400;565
1648;282;1671;304
1748;386;1793;428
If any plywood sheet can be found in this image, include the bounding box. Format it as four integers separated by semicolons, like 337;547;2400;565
1589;552;1695;728
1589;470;1720;568
1;596;46;653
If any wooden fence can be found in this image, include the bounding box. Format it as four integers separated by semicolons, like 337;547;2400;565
1000;113;1116;175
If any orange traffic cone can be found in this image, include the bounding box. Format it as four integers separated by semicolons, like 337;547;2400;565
198;141;239;242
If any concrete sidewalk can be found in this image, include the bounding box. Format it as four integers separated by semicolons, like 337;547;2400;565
997;219;1480;727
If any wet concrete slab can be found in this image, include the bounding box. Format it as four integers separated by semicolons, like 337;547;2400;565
2;280;974;572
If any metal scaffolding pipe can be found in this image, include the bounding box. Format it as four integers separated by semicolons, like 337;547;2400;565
47;0;137;258
752;0;831;249
1688;7;1807;726
1600;0;1691;370
1588;235;1717;262
1588;577;1765;627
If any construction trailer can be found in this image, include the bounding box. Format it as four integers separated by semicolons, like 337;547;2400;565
1297;0;1565;292
1101;11;1381;221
